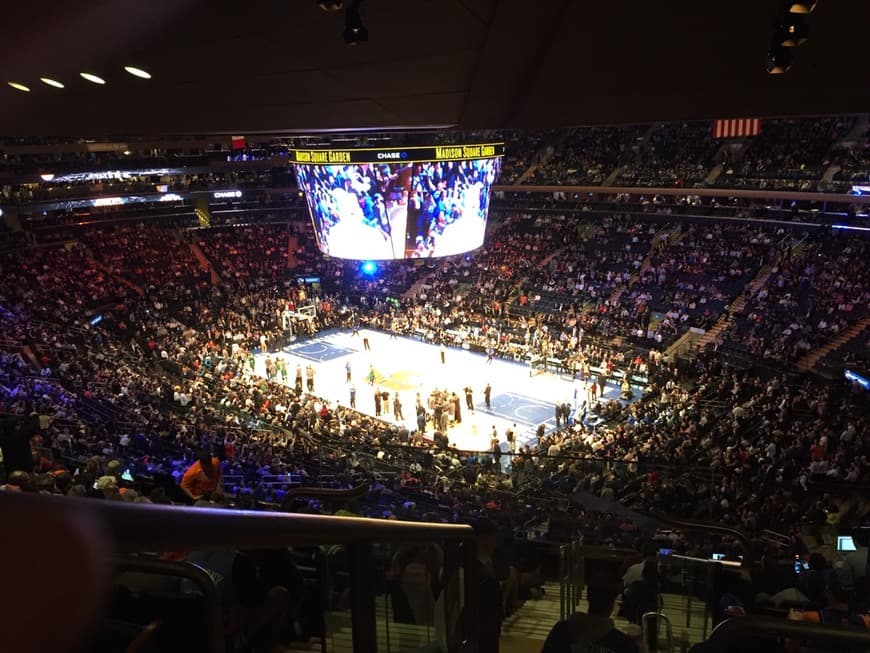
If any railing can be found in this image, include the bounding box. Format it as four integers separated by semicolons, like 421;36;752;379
650;512;753;567
494;183;870;205
558;539;584;620
658;553;725;640
1;493;478;653
705;615;870;652
558;542;641;623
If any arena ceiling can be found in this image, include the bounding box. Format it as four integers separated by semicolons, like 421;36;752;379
0;0;868;138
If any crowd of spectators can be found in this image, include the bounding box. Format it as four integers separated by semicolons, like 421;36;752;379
831;126;870;190
616;122;719;188
1;213;865;515
717;117;856;191
1;120;869;650
497;129;558;184
83;223;209;288
1;199;868;651
3;117;868;215
717;233;869;365
195;223;299;283
525;126;647;186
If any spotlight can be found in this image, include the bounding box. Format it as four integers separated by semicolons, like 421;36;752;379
8;82;30;92
361;260;377;275
344;0;368;45
318;0;343;10
776;14;809;46
766;46;793;74
786;1;817;13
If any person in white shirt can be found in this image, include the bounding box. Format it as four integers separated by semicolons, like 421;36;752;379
622;543;659;587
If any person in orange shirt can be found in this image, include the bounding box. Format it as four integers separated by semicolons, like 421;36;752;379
786;569;870;652
180;449;222;502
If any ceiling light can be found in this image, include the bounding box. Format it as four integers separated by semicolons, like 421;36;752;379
80;72;106;85
343;25;368;45
123;150;132;156
318;0;343;11
766;46;793;74
124;66;152;79
8;82;30;92
786;1;817;13
40;77;65;89
777;15;809;46
344;0;368;45
40;173;56;182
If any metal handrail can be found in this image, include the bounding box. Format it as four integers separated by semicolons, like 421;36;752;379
0;493;474;552
494;183;870;205
705;615;870;652
649;512;753;567
641;611;673;653
1;492;479;653
112;556;225;653
284;481;369;501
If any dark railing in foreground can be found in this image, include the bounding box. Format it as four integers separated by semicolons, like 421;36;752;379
651;511;753;567
706;615;870;652
1;493;478;653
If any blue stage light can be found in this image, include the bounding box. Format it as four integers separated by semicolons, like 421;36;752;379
361;260;377;275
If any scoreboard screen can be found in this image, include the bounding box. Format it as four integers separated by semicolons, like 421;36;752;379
293;143;503;260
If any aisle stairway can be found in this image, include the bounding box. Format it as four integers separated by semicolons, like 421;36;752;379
504;246;566;311
500;582;710;652
704;163;724;185
83;250;144;297
20;345;41;371
512;135;560;185
795;315;870;372
693;260;778;351
188;238;221;284
316;598;441;653
608;223;682;306
515;164;540;185
287;581;712;652
401;262;444;301
602;165;624;187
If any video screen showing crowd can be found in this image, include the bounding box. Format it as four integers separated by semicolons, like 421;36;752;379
296;162;412;259
295;155;501;260
406;158;500;258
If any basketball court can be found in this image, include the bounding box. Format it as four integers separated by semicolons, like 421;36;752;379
251;328;638;453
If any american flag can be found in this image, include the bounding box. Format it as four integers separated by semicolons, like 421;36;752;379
712;119;761;138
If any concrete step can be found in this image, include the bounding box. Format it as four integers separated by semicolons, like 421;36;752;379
323;607;439;653
502;583;711;647
795;315;870;372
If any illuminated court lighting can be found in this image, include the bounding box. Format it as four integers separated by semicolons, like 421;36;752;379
8;82;30;92
80;72;106;85
40;77;65;89
124;66;151;79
